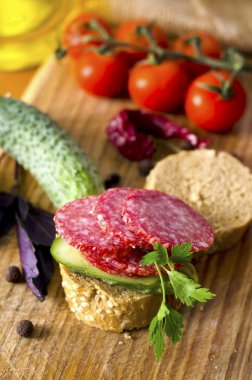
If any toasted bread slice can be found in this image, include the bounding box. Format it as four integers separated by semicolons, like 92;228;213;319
60;264;182;332
145;150;252;252
60;264;162;332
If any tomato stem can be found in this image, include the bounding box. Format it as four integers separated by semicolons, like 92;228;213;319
83;38;252;72
137;24;158;50
136;23;163;64
221;70;240;99
183;35;202;57
58;19;252;73
86;19;111;40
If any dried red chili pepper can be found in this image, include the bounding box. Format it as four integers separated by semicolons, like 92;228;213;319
107;109;209;161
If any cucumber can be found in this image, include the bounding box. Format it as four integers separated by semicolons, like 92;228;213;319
51;237;198;293
0;97;103;207
51;237;170;293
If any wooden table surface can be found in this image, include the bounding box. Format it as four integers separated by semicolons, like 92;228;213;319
0;69;37;99
0;57;251;380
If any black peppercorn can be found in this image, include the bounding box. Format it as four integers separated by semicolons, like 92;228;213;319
5;266;22;283
179;140;194;150
104;173;121;189
138;159;154;176
16;320;34;338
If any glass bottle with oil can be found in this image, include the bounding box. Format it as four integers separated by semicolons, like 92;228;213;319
0;0;81;71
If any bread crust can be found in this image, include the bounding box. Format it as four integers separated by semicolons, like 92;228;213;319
145;149;252;253
60;264;165;332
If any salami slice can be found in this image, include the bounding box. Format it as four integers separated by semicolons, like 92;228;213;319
122;190;214;252
54;196;132;256
83;248;157;277
96;188;151;248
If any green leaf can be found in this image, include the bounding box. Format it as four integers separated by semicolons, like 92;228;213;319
148;302;184;360
148;316;165;360
167;270;215;307
159;303;184;344
165;308;184;344
152;243;169;265
157;303;169;320
141;243;168;266
149;315;159;344
140;250;159;266
144;243;215;361
170;242;193;264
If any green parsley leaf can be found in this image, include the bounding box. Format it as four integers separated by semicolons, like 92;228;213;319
167;270;215;307
141;242;215;361
153;243;169;265
148;315;165;360
157;303;184;344
140;250;159;266
148;302;184;358
149;315;159;344
140;243;168;266
158;302;169;320
165;308;184;344
170;242;193;264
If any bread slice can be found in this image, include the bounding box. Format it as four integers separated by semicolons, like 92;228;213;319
60;264;181;332
145;149;252;253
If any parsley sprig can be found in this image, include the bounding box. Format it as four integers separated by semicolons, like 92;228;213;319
141;242;215;360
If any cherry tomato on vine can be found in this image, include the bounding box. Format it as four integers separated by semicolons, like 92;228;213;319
172;32;222;77
74;51;129;97
115;19;168;66
185;71;246;133
128;61;189;112
63;13;112;60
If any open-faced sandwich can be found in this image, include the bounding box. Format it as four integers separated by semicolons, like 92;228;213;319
146;150;252;253
51;188;215;359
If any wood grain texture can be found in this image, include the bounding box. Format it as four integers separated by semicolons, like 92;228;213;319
0;68;37;99
0;57;252;380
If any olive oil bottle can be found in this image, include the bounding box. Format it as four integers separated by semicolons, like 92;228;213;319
0;0;81;71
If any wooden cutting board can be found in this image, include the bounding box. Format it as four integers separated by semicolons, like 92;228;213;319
0;57;251;380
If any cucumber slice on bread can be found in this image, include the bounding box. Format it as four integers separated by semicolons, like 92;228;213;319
51;237;198;293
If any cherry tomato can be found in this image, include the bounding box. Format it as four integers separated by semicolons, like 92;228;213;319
172;32;222;77
128;61;189;112
115;19;168;66
74;51;129;97
63;13;112;60
185;71;246;133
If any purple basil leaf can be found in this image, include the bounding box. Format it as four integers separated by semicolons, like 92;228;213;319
0;192;16;237
16;216;53;302
17;197;29;220
17;197;55;246
32;245;54;297
0;192;16;208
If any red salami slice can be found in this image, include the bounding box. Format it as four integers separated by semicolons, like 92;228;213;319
96;188;151;248
122;190;214;252
54;196;132;256
82;248;157;277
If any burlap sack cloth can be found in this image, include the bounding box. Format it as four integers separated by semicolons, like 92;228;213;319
85;0;252;52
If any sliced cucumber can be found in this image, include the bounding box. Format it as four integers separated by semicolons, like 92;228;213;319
0;97;103;207
51;237;198;294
